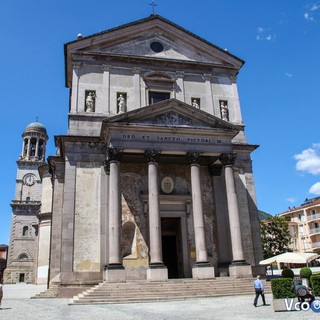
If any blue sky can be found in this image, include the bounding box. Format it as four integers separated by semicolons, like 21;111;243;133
1;0;320;244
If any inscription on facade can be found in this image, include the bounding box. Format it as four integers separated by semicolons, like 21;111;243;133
121;134;223;144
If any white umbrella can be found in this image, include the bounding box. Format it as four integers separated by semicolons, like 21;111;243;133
259;252;319;265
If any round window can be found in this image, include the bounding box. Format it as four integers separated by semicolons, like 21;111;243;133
150;42;164;53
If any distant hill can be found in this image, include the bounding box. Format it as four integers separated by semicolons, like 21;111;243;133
258;210;273;221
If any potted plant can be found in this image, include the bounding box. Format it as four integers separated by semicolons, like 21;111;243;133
300;267;312;287
271;269;297;312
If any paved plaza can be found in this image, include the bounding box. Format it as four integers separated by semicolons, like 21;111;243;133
0;283;319;320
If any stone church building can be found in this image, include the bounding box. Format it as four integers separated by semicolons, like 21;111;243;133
5;15;263;289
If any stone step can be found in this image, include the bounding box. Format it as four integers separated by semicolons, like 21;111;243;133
69;277;271;305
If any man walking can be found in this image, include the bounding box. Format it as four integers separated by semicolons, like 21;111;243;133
253;275;266;307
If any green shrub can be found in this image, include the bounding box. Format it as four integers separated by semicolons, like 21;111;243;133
300;267;312;279
310;274;320;296
271;278;296;299
281;268;294;279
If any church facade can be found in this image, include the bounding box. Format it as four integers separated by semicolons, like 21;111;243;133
7;15;263;289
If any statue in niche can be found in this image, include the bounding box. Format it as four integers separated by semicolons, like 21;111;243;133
117;94;126;113
192;99;200;109
220;101;229;121
85;92;95;112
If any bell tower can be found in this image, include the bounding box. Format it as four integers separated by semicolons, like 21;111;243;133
4;121;48;284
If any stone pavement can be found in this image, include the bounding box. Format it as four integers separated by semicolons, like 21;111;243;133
0;283;319;320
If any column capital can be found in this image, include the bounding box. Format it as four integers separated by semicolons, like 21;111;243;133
102;64;111;71
230;75;238;83
219;153;237;166
145;149;161;163
175;71;184;78
106;147;122;162
208;163;222;176
132;67;141;74
72;62;81;69
186;152;202;165
202;73;212;81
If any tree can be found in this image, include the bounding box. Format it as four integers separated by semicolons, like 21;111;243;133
261;216;292;259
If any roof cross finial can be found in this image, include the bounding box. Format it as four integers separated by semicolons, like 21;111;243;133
36;116;39;122
149;1;157;14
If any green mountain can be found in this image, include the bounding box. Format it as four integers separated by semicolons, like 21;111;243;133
258;210;273;221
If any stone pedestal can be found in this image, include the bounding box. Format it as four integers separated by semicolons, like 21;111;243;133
147;265;168;281
192;266;215;279
104;267;126;283
229;264;252;278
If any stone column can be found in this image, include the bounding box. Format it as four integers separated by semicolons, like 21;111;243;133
104;147;125;282
26;138;31;160
145;149;168;281
219;153;251;277
101;160;110;271
186;152;215;279
35;138;39;158
208;163;232;276
21;139;26;158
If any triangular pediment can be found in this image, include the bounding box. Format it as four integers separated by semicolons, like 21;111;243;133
65;15;243;82
101;99;240;134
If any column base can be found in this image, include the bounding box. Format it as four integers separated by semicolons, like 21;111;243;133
104;264;126;282
229;262;252;278
147;264;168;281
192;262;215;279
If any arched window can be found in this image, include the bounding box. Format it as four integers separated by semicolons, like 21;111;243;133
38;139;44;159
22;226;29;236
29;138;37;156
19;254;28;261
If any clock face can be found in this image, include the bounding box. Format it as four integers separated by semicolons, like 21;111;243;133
24;174;35;186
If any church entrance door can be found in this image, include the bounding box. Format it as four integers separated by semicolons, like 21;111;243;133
161;217;183;278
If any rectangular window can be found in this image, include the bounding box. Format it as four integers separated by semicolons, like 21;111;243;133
149;91;170;105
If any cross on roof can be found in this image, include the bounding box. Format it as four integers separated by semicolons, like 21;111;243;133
149;1;157;14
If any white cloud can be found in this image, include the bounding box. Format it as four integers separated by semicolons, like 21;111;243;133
304;12;314;21
311;3;320;11
304;2;320;21
285;72;293;78
294;144;320;175
309;182;320;195
256;26;275;41
286;197;296;203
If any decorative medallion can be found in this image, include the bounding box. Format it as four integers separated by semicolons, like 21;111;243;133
161;176;174;194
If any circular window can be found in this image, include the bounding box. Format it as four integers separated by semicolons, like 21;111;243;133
150;42;164;53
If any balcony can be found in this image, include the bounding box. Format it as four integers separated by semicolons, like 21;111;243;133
309;227;320;236
306;213;320;222
311;241;320;250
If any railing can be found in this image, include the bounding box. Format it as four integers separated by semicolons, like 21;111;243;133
311;241;320;249
309;227;320;235
306;212;320;221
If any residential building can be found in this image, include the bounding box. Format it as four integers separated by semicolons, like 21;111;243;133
279;197;320;254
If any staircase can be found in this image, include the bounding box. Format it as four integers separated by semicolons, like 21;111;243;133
69;277;271;305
